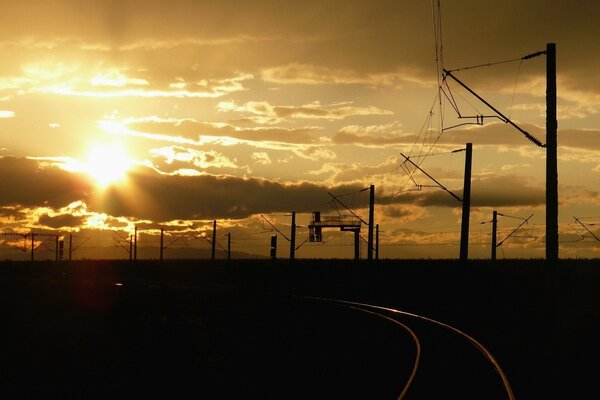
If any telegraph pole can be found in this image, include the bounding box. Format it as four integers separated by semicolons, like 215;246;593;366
129;235;133;261
69;234;73;261
270;235;277;260
211;220;217;261
459;143;473;262
354;230;360;261
546;42;558;263
55;234;59;262
133;226;137;261
367;184;375;260
491;210;498;261
375;224;380;261
289;211;296;261
227;232;231;261
160;228;164;261
30;232;34;262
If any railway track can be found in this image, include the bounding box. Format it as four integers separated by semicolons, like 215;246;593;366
297;295;515;400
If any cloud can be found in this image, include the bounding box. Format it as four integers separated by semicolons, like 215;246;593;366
382;174;546;209
37;213;86;229
261;63;429;87
0;156;92;209
149;146;240;171
251;152;272;165
0;58;253;99
217;100;393;123
107;116;336;161
122;116;320;145
332;122;414;147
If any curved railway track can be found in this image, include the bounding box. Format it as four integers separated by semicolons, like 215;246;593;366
297;295;515;400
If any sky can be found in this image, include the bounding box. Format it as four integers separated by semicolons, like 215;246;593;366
1;0;600;260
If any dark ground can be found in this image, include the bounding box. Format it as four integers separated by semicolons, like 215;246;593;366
0;258;597;399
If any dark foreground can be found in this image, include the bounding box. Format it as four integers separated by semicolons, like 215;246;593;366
0;258;597;399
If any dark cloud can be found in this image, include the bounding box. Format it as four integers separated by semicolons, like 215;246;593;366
0;156;92;208
1;2;596;86
380;174;545;209
382;205;413;219
38;213;85;228
89;165;369;220
0;207;26;219
0;158;565;226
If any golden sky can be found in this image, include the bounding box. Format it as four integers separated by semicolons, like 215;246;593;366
1;0;600;260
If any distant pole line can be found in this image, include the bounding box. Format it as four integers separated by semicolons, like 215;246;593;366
210;219;217;261
375;224;380;261
30;232;34;262
354;230;360;261
492;211;498;261
227;232;231;261
546;43;558;262
367;184;375;261
290;211;296;261
270;235;277;260
160;228;164;262
459;143;472;262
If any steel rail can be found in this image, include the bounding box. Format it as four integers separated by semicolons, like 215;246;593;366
299;295;515;400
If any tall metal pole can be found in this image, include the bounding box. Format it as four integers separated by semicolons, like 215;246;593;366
459;143;473;262
367;184;375;260
546;42;558;263
491;210;498;261
211;219;216;261
69;234;73;261
270;235;277;260
133;226;137;261
227;232;231;261
55;234;59;262
160;228;164;261
354;230;360;261
129;235;133;261
375;223;380;261
289;211;296;261
30;232;34;262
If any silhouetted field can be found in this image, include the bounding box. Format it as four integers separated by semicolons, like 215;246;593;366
0;258;596;398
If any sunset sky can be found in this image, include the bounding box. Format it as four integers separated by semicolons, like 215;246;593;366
2;0;600;260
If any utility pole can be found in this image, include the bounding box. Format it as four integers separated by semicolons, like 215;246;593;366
270;235;277;260
367;184;375;260
491;210;498;261
160;228;164;262
211;220;217;261
69;234;73;261
354;230;360;261
375;224;380;261
546;42;558;263
459;143;473;262
30;232;34;262
129;235;133;261
227;232;231;261
55;234;59;262
133;226;137;261
289;211;296;261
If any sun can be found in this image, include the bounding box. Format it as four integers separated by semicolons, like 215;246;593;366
83;143;132;187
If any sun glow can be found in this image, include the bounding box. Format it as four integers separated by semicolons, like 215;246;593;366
84;143;132;187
